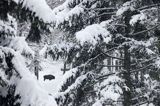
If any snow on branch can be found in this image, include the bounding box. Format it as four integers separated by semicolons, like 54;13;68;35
95;75;124;102
116;0;136;16
154;57;160;69
124;38;157;55
8;37;35;58
52;0;101;27
76;24;111;46
58;74;87;96
13;0;54;23
0;14;17;36
56;68;79;91
56;72;93;105
53;5;84;27
130;13;146;26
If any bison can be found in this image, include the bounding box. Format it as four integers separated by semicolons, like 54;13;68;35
43;74;55;81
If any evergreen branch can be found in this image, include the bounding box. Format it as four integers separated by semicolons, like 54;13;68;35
89;3;160;20
87;3;160;13
88;3;160;12
96;63;152;80
101;51;124;60
129;23;160;36
86;7;117;11
131;57;157;66
131;64;152;73
84;47;118;66
95;64;124;67
138;3;160;11
95;12;116;18
133;101;153;106
0;77;7;87
96;59;153;78
89;12;116;19
111;24;127;27
96;72;117;80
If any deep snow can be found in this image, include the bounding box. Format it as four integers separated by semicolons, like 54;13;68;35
39;58;64;96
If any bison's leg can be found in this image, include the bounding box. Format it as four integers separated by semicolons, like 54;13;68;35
44;76;46;81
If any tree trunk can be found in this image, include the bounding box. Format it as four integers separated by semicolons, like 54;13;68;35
158;4;160;22
123;10;132;106
123;46;132;106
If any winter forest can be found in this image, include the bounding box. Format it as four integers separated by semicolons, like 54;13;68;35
1;0;160;106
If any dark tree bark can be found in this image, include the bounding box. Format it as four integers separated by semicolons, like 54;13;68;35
123;46;132;106
26;20;41;43
122;10;132;106
0;0;8;20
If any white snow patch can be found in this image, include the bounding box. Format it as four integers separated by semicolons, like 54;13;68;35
9;37;35;57
16;0;55;23
39;44;48;57
15;78;57;106
39;59;64;95
130;13;146;26
0;14;17;36
92;100;102;106
76;24;111;45
116;1;135;16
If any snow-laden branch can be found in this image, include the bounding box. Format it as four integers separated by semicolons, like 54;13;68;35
76;24;111;46
13;0;54;23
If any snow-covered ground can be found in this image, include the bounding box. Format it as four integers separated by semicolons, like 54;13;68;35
39;58;64;96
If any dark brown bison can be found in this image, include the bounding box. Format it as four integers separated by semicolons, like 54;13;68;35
43;75;55;81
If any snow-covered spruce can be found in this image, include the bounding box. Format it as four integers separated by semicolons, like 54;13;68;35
0;47;57;106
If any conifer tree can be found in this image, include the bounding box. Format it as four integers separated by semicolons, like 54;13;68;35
53;0;160;105
0;0;57;106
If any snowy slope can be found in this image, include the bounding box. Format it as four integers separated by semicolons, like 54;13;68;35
39;58;64;96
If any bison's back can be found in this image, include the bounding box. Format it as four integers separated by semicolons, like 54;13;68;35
44;75;55;81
